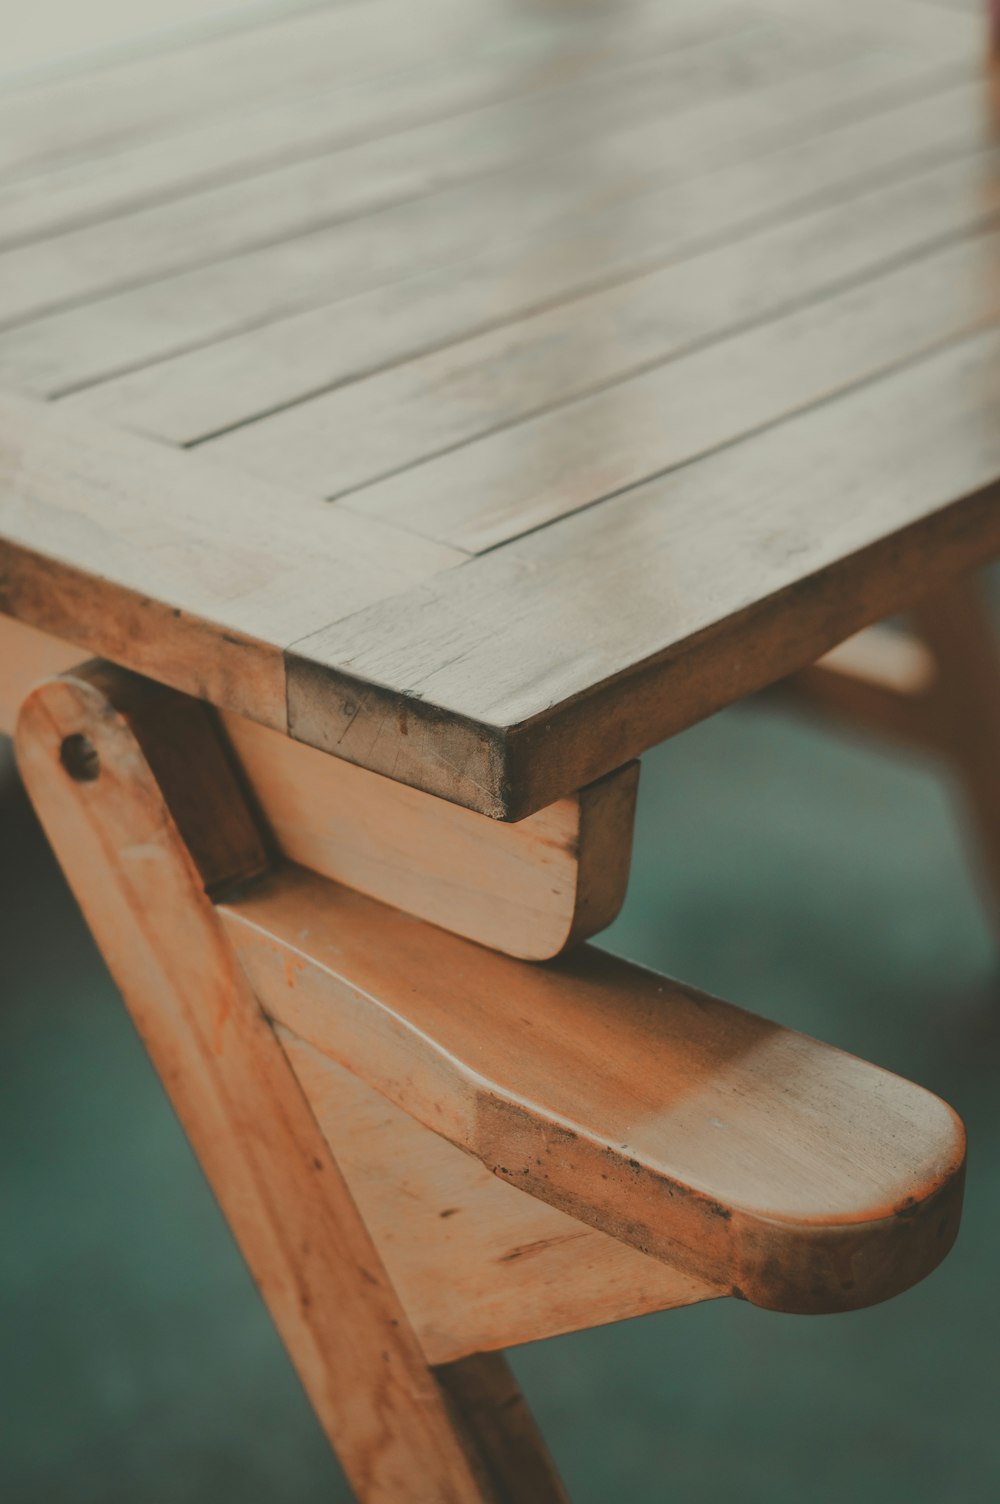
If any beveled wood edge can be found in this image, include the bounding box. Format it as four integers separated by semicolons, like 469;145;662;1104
288;486;1000;819
3;395;999;820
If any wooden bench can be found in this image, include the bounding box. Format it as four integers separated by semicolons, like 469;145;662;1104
1;0;997;1497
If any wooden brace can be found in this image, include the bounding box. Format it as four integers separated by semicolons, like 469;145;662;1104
778;575;1000;929
14;663;967;1502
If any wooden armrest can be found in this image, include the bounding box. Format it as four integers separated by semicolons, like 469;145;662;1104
221;866;965;1317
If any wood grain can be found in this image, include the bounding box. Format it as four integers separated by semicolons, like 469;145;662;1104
0;0;583;185
220;711;637;958
208;219;1000;527
16;664;565;1502
222;862;966;1316
284;1031;720;1363
0;14;881;332
5;53;984;396
71;141;1000;449
0;392;461;730
0;0;753;251
0;2;998;826
289;322;1000;816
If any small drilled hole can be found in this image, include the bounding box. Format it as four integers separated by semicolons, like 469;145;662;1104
60;733;100;783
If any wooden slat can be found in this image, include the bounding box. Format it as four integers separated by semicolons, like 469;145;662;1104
204;215;1000;523
4;52;984;397
0;1;765;252
220;711;637;959
285;1033;720;1364
0;14;875;332
65;141;1000;448
0;0;576;185
0;393;461;731
222;863;966;1316
287;322;1000;816
1;0;970;216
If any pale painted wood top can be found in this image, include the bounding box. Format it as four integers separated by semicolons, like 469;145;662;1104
1;0;999;815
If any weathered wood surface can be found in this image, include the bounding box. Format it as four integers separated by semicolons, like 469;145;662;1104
0;391;461;730
13;70;991;399
0;0;997;818
57;139;1000;445
1;11;896;330
289;327;1000;815
221;862;966;1315
15;664;568;1503
0;0;765;248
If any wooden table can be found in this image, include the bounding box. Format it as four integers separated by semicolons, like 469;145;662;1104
1;1;998;1498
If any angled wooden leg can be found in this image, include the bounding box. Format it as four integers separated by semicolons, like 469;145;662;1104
15;664;567;1504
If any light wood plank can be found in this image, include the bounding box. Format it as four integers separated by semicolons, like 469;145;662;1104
220;711;637;959
288;322;1000;816
0;0;578;186
205;212;1000;520
0;614;79;734
68;141;1000;448
222;862;966;1316
285;1033;721;1364
0;0;764;252
0;393;461;730
4;53;984;397
0;12;876;332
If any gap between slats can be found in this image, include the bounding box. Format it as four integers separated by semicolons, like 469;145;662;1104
14;61;992;404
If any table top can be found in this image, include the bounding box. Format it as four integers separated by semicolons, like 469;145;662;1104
1;0;999;818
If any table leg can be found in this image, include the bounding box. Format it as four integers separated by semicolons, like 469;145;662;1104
14;664;567;1504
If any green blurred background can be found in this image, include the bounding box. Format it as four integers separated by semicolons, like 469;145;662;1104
3;584;1000;1503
